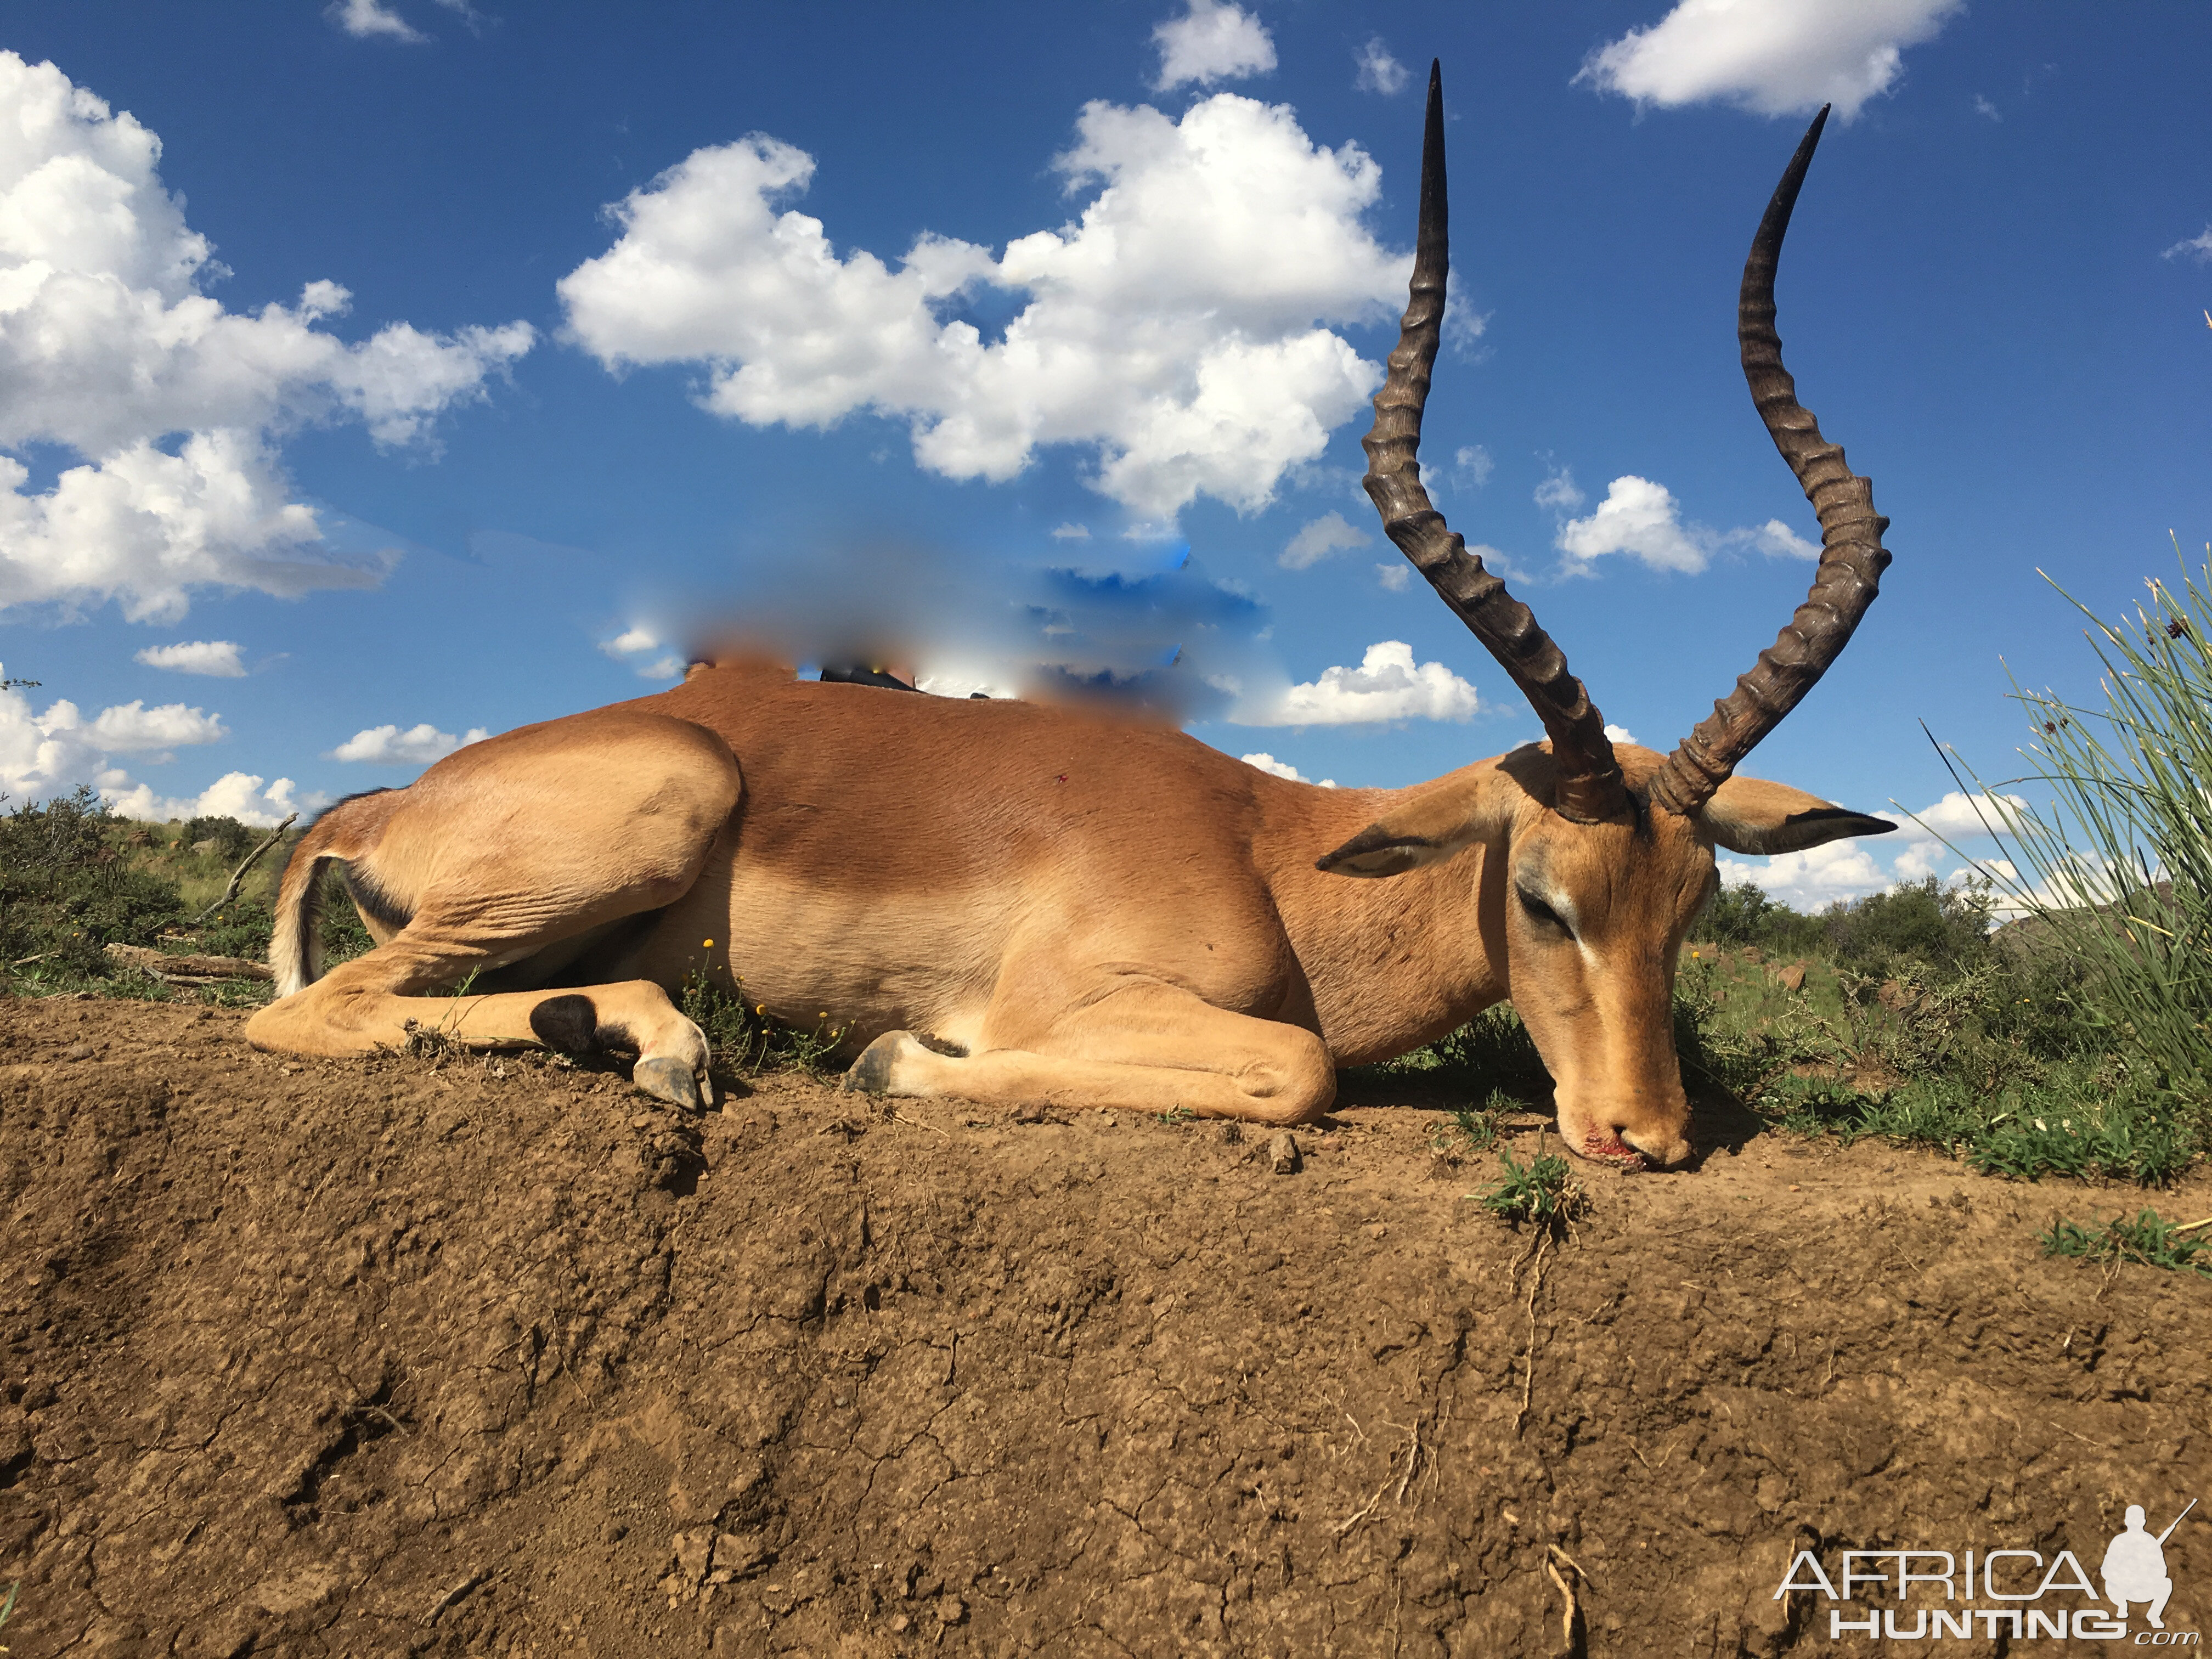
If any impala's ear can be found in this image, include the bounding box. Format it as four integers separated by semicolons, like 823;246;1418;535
1696;775;1895;855
1315;776;1515;878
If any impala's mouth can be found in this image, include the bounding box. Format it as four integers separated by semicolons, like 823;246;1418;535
1582;1128;1649;1171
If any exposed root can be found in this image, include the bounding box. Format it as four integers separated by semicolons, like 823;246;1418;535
1544;1554;1583;1656
1334;1416;1424;1538
1511;1228;1554;1436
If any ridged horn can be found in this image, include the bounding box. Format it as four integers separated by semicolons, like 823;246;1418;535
1648;106;1892;817
1361;61;1627;826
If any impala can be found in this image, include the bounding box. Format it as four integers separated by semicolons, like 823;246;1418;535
249;67;1894;1168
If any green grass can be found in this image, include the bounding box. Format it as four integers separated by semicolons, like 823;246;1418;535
2040;1207;2212;1277
1475;1149;1586;1230
1362;1005;1552;1102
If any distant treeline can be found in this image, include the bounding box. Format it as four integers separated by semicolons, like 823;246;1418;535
1690;875;1999;979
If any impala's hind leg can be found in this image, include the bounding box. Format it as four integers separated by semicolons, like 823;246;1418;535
245;709;741;1109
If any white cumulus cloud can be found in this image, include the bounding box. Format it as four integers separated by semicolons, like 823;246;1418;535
1736;517;1819;560
1241;640;1481;726
104;771;316;827
1717;839;1888;909
134;639;246;677
1453;444;1494;489
1898;789;2029;842
600;624;685;680
0;52;533;622
84;699;227;753
1554;475;1822;575
1576;0;1965;121
0;672;309;826
1604;722;1638;746
326;0;426;40
1533;468;1585;512
329;722;490;765
1240;751;1336;786
557;93;1404;523
1279;510;1372;569
1355;38;1409;96
1557;476;1710;574
1152;1;1276;92
1375;562;1412;591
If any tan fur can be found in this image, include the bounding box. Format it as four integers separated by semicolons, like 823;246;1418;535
245;665;1887;1163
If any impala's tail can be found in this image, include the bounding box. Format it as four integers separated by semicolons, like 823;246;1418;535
268;792;388;996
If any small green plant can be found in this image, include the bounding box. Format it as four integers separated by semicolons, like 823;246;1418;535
2040;1209;2212;1277
1153;1105;1195;1126
1452;1093;1506;1152
679;972;851;1076
1476;1149;1586;1230
1;1576;18;1654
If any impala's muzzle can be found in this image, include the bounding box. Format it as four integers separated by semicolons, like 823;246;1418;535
1558;1099;1691;1171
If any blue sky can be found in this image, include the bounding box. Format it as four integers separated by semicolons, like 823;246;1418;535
0;1;2206;907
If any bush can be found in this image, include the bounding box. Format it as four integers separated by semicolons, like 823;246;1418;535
183;815;257;864
0;787;184;974
1694;880;1827;958
1825;876;1996;977
1692;875;1995;980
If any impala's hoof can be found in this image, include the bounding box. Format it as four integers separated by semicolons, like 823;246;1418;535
842;1031;909;1094
634;1055;704;1111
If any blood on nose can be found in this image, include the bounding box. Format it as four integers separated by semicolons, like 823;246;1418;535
1584;1121;1646;1168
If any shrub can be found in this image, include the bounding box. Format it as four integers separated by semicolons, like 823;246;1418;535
1824;876;1996;977
0;788;184;974
183;814;257;864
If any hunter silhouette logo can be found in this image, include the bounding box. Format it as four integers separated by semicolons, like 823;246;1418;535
2107;1500;2195;1630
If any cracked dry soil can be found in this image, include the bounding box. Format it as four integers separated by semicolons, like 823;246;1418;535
1;994;2208;1658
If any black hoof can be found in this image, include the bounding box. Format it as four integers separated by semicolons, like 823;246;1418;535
842;1032;907;1095
634;1056;703;1111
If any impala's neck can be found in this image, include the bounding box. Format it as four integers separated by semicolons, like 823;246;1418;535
1254;763;1513;1065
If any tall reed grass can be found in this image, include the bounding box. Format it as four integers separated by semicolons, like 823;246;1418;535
1935;546;2210;1125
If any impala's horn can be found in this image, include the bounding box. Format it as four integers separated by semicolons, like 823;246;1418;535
1647;106;1892;817
1361;63;1627;826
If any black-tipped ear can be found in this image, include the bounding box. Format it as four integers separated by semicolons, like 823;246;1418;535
1697;775;1897;855
1316;824;1447;879
1707;804;1896;856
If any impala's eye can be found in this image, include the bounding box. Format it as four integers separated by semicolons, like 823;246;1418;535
1517;887;1572;937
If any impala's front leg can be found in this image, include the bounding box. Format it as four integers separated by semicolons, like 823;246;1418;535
842;979;1335;1125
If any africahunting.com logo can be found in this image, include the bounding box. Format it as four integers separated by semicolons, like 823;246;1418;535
1776;1499;2200;1643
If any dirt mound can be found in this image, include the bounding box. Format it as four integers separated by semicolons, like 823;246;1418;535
2;995;2207;1657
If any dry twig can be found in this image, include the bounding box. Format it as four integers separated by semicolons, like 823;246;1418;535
189;812;296;925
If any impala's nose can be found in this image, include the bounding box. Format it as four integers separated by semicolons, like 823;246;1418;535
1621;1124;1692;1169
